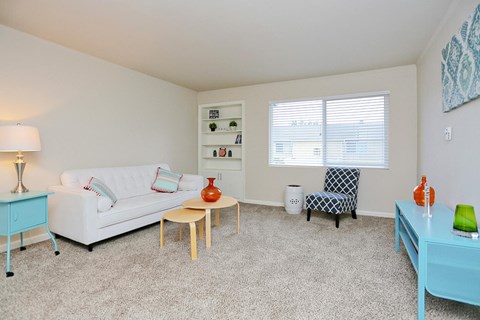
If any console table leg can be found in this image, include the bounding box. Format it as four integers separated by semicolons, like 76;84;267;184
418;242;427;320
45;226;60;255
20;232;26;251
395;205;400;252
6;235;12;277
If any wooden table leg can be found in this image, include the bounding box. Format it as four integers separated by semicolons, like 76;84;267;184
189;222;197;260
215;208;220;226
198;216;205;240
205;209;211;248
237;202;240;234
160;218;164;248
179;224;182;240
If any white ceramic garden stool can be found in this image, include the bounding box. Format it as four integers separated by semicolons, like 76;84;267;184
285;185;304;214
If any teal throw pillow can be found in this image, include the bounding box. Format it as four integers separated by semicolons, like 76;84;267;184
151;167;183;193
84;177;118;206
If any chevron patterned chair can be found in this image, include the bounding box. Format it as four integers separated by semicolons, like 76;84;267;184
305;167;360;228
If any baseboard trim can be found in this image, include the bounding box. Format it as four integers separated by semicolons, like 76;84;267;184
0;204;394;253
243;198;284;207
0;233;51;253
356;210;394;219
242;199;394;218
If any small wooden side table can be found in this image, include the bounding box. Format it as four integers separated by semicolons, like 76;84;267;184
0;191;59;277
182;196;240;248
160;208;206;260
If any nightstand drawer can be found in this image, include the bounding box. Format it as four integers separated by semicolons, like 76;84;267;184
10;197;46;233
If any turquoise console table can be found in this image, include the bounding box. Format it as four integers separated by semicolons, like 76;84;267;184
395;200;480;320
0;191;59;277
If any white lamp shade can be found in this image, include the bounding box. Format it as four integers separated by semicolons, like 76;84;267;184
0;125;41;152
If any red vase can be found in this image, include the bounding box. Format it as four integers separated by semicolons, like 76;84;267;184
201;177;222;202
413;175;435;206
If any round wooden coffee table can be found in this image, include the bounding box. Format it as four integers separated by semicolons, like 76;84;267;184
160;208;206;260
182;196;240;248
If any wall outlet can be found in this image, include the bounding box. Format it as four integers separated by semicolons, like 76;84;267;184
444;127;452;141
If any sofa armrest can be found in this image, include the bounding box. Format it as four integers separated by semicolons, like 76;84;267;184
48;185;98;245
178;174;204;191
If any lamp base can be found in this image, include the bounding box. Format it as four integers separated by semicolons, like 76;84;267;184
11;155;29;193
11;183;29;193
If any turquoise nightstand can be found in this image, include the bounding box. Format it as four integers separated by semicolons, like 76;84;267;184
0;191;59;277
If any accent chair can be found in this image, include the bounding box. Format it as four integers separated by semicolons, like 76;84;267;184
305;167;360;228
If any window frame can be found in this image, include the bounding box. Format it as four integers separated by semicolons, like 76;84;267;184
268;91;389;169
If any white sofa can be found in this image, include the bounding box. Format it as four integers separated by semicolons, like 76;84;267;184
48;163;204;251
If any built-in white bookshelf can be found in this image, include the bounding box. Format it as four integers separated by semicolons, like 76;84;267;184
198;101;245;200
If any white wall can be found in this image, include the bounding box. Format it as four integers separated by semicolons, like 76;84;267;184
198;66;418;216
417;1;480;213
0;26;198;247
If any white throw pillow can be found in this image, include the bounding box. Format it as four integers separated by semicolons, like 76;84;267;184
97;196;113;212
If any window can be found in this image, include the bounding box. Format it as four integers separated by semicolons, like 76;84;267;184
269;93;389;168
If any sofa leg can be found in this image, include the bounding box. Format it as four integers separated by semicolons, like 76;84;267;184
307;209;311;221
87;244;93;252
335;214;340;228
352;209;357;219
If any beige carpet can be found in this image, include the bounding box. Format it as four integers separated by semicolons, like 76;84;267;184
1;203;479;320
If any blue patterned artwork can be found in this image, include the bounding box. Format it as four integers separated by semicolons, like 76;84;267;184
441;4;480;112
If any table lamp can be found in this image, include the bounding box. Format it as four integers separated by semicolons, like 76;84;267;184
0;124;41;193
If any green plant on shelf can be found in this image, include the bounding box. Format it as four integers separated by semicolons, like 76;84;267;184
209;122;217;132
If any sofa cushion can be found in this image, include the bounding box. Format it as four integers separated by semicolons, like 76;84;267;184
84;177;118;206
178;174;203;191
97;191;198;228
61;163;170;200
151;167;183;193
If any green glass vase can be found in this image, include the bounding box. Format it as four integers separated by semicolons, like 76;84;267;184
453;204;478;232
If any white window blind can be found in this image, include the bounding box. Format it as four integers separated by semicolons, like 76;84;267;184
269;93;389;168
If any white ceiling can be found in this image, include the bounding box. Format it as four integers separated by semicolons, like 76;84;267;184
0;0;455;91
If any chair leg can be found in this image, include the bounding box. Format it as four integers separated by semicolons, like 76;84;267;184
352;209;357;219
307;208;311;221
335;214;339;228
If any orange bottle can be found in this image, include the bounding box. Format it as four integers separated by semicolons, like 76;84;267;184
413;175;435;206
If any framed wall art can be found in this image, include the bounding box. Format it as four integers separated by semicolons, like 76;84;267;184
441;4;480;112
209;109;219;119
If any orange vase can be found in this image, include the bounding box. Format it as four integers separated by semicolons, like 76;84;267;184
413;175;435;206
201;177;222;202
